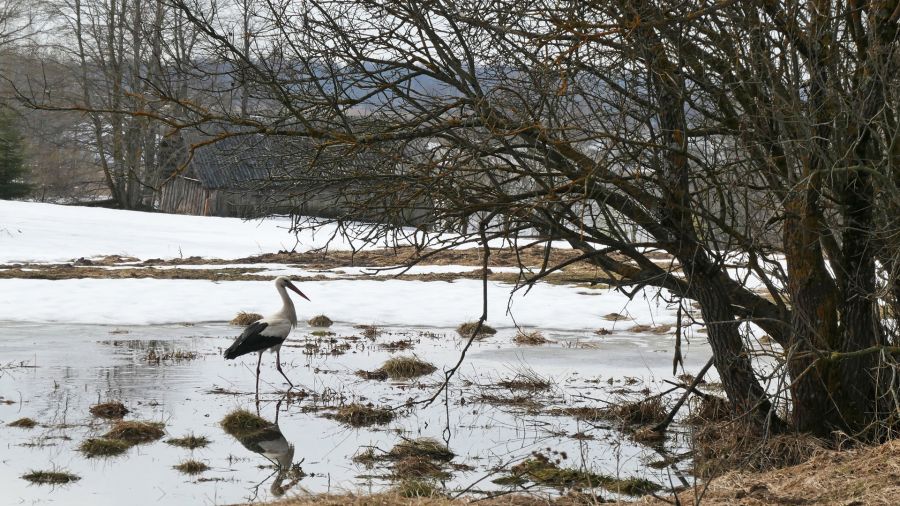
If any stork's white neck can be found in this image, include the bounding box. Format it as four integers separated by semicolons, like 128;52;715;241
275;283;298;327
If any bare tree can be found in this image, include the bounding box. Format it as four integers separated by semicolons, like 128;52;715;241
38;0;900;438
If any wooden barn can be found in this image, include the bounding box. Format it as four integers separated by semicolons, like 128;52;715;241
156;134;287;218
155;133;433;224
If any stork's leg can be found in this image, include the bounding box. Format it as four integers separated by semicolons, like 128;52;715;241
255;352;263;398
275;348;294;390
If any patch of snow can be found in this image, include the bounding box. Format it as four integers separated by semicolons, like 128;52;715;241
0;200;419;263
0;278;678;330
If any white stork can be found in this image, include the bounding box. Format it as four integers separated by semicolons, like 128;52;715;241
224;276;310;394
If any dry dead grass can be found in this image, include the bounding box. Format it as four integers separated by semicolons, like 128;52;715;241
692;421;827;478
2;245;611;285
7;417;37;428
388;438;455;462
456;321;497;338
79;438;131;458
103;420;165;444
627;324;672;334
513;330;549;345
329;404;395;427
174;459;209;475
308;315;334;327
231;311;263;325
685;395;731;425
221;409;273;438
89;401;129;419
166;434;211;449
652;439;900;505
496;369;552;391
356;324;380;339
355;369;389;381
251;493;615;505
379;356;437;379
548;398;666;426
21;469;81;485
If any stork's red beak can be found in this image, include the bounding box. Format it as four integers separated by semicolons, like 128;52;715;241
286;281;310;301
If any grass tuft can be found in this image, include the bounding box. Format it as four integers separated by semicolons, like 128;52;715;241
166;434;211;450
330;404;395;427
103;420;165;444
378;356;437;379
456;321;497;338
493;452;660;495
21;469;81;485
174;459;209;475
221;409;273;438
79;438;131;458
89;401;129;419
513;330;549;345
307;314;334;327
8;417;37;428
388;438;454;462
230;311;263;325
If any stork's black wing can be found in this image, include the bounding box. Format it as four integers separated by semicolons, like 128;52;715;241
224;321;283;359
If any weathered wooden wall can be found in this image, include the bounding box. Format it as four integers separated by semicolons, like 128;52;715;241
158;177;216;216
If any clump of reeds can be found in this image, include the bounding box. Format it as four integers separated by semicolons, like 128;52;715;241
102;420;165;444
79;438;131;458
8;417;37;428
230;311;263;325
174;459;209;475
330;403;395;427
166;434;211;449
307;314;334;327
220;409;273;438
496;368;552;391
513;330;549;345
89;401;129;419
378;356;437;379
456;321;497;338
21;469;81;485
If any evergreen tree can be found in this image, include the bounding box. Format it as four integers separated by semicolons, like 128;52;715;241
0;109;30;199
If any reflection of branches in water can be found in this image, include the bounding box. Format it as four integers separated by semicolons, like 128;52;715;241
0;360;36;378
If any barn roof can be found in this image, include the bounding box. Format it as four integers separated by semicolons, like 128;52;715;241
186;135;278;190
162;130;390;191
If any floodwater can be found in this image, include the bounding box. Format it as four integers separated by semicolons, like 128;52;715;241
0;320;712;505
